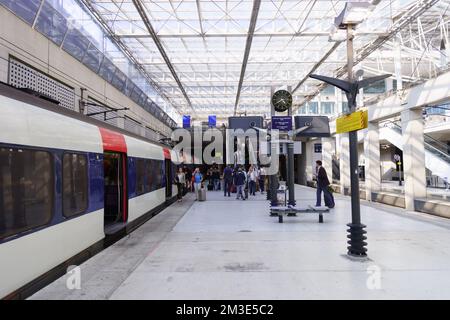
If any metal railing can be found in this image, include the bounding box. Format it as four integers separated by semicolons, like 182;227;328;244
383;120;450;163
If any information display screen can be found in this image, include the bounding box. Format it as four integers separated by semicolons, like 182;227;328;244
271;116;292;131
294;116;331;137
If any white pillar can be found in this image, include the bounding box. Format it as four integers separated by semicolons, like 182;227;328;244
401;108;427;210
364;122;381;201
394;38;403;91
339;133;350;195
305;140;314;182
322;137;334;183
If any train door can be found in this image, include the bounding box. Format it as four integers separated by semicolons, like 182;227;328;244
103;152;128;227
165;159;172;198
163;149;172;199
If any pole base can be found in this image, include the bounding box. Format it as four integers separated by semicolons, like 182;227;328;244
288;200;296;206
346;223;367;257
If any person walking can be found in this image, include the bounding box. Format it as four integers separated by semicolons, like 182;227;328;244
185;167;193;192
259;166;266;194
248;167;257;196
223;165;233;197
212;167;220;191
315;160;334;208
234;167;246;200
193;168;203;200
175;167;185;202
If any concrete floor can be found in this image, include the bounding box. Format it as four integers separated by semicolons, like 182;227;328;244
30;185;450;300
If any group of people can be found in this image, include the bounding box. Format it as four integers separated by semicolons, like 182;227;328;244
174;167;203;202
223;165;266;200
173;165;267;201
173;160;334;208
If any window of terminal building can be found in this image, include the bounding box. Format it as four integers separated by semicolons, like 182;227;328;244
342;101;349;113
0;147;54;240
308;102;319;114
298;105;307;114
364;79;386;94
321;85;335;95
0;0;41;26
321;102;335;114
62;153;88;218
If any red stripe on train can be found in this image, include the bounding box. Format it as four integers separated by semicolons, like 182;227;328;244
163;148;171;160
98;127;127;153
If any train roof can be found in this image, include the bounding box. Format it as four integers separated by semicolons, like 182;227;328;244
0;82;172;151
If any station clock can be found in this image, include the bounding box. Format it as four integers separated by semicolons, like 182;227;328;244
271;90;293;112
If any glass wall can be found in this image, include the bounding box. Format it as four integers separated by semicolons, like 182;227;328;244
0;0;178;129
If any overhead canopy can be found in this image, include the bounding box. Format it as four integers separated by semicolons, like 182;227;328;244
4;0;450;123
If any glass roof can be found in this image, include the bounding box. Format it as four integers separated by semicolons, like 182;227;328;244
57;0;450;121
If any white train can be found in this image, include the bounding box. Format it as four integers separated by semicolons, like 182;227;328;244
0;83;180;299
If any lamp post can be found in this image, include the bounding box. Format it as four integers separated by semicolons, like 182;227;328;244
309;1;390;258
345;23;366;258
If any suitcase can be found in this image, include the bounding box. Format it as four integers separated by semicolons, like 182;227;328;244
231;184;237;193
198;187;206;201
324;189;335;208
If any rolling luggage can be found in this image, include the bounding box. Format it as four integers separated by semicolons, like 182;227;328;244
198;187;206;201
324;187;335;208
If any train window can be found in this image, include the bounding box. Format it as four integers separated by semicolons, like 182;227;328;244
146;159;155;192
0;147;54;240
136;159;146;196
62;153;88;218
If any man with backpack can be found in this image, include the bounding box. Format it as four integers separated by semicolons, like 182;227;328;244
223;165;233;197
234;167;246;200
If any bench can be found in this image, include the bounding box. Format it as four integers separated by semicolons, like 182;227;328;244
270;205;330;223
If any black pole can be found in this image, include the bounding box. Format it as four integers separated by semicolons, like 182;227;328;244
345;24;367;258
287;142;296;206
346;129;367;257
270;174;279;207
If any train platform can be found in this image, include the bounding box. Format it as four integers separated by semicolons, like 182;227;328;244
30;185;450;300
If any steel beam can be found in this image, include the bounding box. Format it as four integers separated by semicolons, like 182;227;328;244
234;0;262;116
291;41;342;94
116;31;388;39
76;0;178;128
293;0;439;112
132;0;195;115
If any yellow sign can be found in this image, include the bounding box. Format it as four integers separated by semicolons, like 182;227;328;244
336;110;368;134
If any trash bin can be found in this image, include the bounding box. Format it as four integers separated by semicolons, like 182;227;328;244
198;187;206;201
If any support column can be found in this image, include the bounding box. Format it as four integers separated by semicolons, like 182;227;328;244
364;122;381;201
339;134;350;195
305;140;313;183
322;137;334;183
401;108;427;211
297;142;307;185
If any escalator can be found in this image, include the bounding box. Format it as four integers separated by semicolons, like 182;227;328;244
380;121;450;182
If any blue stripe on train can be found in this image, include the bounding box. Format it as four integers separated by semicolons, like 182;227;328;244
0;142;168;244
